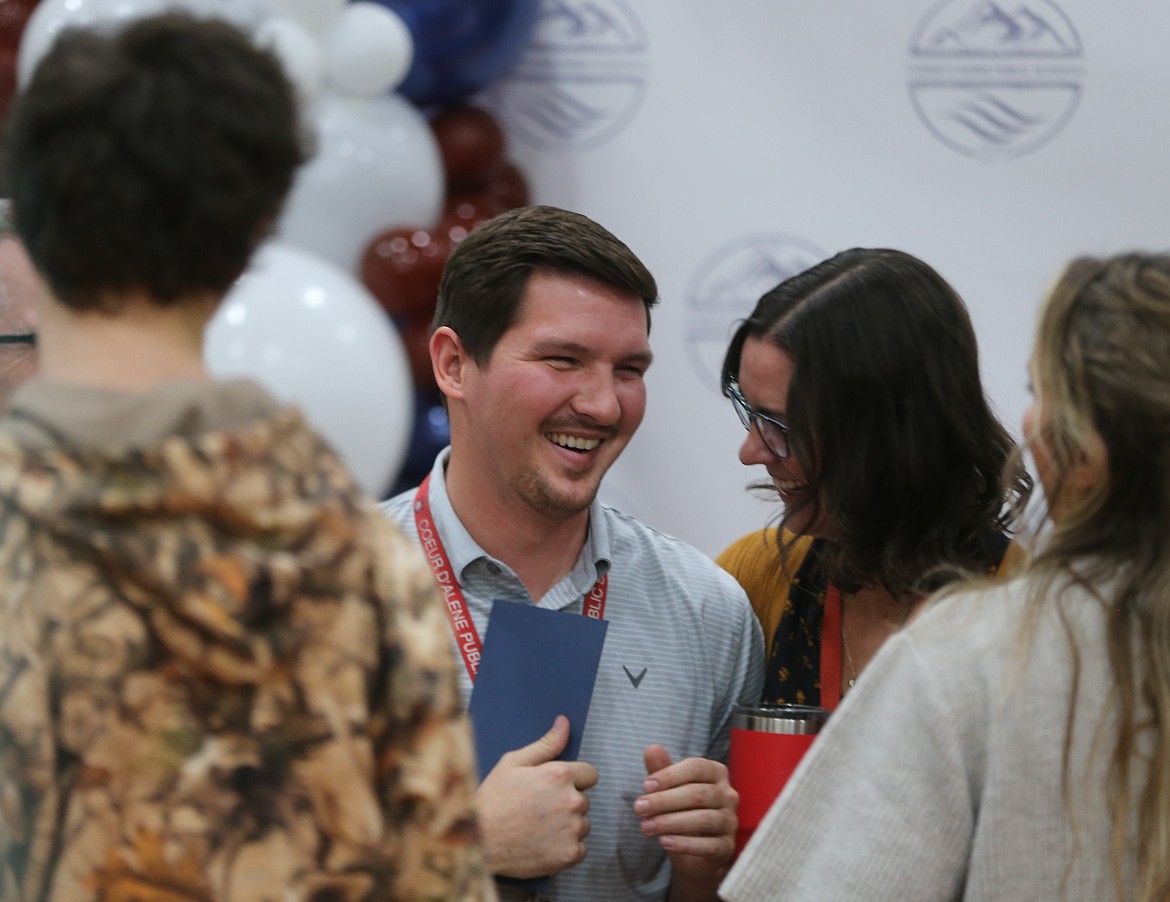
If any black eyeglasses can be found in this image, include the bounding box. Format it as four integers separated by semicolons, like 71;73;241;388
723;380;790;459
0;333;35;346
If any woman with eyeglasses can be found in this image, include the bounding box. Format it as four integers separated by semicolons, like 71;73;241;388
716;247;1031;709
722;250;1170;900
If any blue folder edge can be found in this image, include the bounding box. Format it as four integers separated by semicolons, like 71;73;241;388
469;598;609;780
468;599;609;895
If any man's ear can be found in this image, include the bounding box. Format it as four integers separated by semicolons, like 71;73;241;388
430;326;470;400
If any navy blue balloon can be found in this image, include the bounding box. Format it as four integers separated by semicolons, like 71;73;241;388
372;0;541;108
388;390;451;496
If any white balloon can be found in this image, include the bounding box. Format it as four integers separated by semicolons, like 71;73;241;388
322;2;413;99
18;0;275;87
256;15;323;106
19;0;165;87
276;92;444;273
188;0;274;30
205;242;412;498
266;0;346;34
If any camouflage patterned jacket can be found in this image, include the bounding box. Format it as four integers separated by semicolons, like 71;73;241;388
0;380;493;902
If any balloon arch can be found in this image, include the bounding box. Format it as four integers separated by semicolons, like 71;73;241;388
2;0;540;497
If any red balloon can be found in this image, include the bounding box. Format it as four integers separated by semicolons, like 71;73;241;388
0;0;37;50
430;105;507;192
484;161;530;210
360;226;450;319
439;189;508;245
0;42;16;124
439;159;532;245
398;313;437;392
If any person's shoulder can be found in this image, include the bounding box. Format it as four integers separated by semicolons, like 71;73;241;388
896;567;1114;721
996;538;1031;578
378;486;416;528
716;528;770;566
716;527;808;571
354;497;454;635
602;503;716;564
905;570;1039;665
600;504;750;602
361;494;422;555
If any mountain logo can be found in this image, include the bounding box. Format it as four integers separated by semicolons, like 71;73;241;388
907;0;1086;160
684;234;826;392
483;0;649;152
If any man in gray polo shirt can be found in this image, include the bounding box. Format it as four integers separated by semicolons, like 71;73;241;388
381;205;764;902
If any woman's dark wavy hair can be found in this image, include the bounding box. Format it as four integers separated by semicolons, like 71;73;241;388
4;12;309;310
721;247;1032;593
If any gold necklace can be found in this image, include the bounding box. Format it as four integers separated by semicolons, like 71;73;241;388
841;592;917;691
841;623;858;689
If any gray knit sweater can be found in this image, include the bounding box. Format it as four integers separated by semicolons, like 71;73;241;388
721;571;1140;902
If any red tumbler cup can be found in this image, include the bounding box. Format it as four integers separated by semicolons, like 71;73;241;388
729;703;830;856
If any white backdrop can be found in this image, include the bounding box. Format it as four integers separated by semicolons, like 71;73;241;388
479;0;1170;557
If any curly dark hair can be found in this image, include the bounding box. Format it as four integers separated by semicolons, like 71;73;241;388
722;247;1032;593
4;12;310;310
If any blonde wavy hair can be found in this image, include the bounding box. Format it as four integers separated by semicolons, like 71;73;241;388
1026;252;1170;900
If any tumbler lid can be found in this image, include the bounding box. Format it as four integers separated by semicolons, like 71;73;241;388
732;703;830;734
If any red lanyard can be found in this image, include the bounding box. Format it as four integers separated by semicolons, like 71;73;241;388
819;583;843;710
413;474;607;681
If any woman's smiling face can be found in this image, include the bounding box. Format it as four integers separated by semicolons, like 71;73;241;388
735;336;827;537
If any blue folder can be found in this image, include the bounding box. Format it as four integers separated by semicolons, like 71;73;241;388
469;599;609;780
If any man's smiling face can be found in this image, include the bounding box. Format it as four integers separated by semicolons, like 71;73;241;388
459;269;652;524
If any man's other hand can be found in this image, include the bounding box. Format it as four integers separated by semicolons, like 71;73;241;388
635;745;738;902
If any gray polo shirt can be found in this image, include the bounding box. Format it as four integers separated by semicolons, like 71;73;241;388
382;448;764;902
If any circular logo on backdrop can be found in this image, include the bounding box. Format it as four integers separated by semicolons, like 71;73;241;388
684;235;826;392
483;0;649;152
907;0;1086;161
